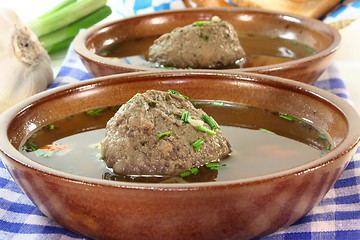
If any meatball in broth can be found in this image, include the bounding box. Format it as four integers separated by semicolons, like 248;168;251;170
100;90;231;176
148;16;246;69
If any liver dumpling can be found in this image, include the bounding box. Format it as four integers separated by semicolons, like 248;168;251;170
100;90;231;176
148;16;245;69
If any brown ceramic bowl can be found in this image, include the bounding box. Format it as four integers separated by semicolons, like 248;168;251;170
0;71;359;240
73;8;341;84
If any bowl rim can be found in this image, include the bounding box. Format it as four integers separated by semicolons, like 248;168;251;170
73;7;341;74
0;70;359;190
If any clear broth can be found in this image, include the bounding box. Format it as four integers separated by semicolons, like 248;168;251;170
22;101;331;183
96;33;317;69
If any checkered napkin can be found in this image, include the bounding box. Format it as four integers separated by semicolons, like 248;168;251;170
1;2;360;239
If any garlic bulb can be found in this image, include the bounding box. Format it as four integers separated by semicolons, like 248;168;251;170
0;8;53;113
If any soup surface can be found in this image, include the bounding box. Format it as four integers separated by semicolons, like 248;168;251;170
96;33;317;69
22;101;331;183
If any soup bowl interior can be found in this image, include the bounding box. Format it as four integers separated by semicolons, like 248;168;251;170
74;7;341;84
0;71;359;240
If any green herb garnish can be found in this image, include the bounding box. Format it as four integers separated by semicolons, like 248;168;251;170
181;111;190;123
211;101;224;106
202;114;219;130
318;134;327;140
197;126;216;135
192;139;204;151
168;89;189;99
204;35;209;41
86;108;104;116
43;150;55;158
33;149;55;158
195;21;212;26
180;167;199;177
109;105;121;112
189;167;199;175
302;44;317;54
192;102;202;106
205;162;227;170
23;141;38;152
327;143;331;151
48;124;55;130
157;131;171;139
259;128;272;133
180;171;191;177
35;149;44;157
279;114;303;123
126;93;140;104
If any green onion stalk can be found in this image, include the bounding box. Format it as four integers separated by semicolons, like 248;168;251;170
27;0;112;53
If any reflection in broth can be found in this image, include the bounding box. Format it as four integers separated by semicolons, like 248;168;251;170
21;101;331;183
96;34;317;69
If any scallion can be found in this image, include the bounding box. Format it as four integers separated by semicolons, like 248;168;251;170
189;167;199;175
180;171;191;177
327;143;331;151
205;162;227;171
26;0;112;53
192;139;204;151
180;167;199;177
181;111;190;123
318;134;327;140
302;44;317;54
259;128;272;133
202;114;219;130
279;114;302;123
23;141;38;152
127;93;140;104
28;0;108;37
38;5;112;53
36;0;76;19
168;89;189;99
195;21;212;26
157;131;171;139
43;150;55;158
86;108;104;116
211;101;224;106
197;126;216;135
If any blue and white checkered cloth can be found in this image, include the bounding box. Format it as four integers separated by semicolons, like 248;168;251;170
1;2;360;239
1;43;359;240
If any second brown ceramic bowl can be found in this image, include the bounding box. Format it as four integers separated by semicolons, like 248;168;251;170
74;8;341;84
0;71;359;240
